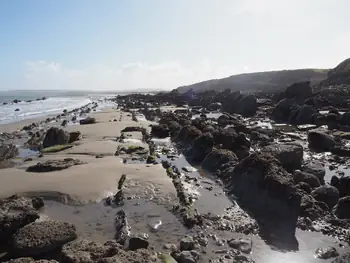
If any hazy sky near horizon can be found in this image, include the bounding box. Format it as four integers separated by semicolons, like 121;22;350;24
0;0;349;91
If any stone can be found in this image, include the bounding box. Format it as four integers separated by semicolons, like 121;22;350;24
315;247;339;259
42;127;70;148
332;176;350;197
68;131;82;143
0;144;18;161
15;108;20;111
151;124;169;138
61;120;68;127
0;195;39;243
228;238;252;254
293;170;321;188
26;159;85;173
115;210;130;245
302;160;326;184
311;185;339;209
172;250;199;263
79;117;96;125
188;132;214;163
225;153;301;237
128;236;149;250
207;102;222;111
293;104;317;125
12;220;77;256
177;125;202;143
331;252;350;263
201;148;238;176
180;236;195;251
272;98;298;123
31;197;44;210
334;196;350;219
3;258;58;263
118;174;127;189
262;142;303;172
308;130;335;152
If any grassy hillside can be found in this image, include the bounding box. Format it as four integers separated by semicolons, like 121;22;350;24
176;68;329;94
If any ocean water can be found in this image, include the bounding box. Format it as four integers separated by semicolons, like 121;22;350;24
0;90;118;125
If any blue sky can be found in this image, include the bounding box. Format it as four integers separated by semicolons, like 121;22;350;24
0;0;349;91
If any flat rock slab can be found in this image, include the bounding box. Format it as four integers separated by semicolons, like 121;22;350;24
0;195;39;243
12;220;77;256
61;239;160;263
26;159;86;173
3;258;58;263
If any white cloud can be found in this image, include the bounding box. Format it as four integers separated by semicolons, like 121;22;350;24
22;60;236;91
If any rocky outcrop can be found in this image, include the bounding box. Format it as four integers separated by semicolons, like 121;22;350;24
12;220;77;256
201;148;238;176
177;125;202;144
308;130;336;152
42;127;70;148
188;132;214;163
225;153;301;237
3;258;58;263
284;81;312;103
26;159;85;173
222;92;257;117
0;195;39;243
272;98;298;123
311;185;339;209
261;143;303;172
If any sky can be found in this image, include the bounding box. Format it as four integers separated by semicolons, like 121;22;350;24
0;0;349;91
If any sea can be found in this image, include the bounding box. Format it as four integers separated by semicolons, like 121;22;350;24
0;90;118;125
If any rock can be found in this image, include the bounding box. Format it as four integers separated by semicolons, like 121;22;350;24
201;148;238;176
207;102;222;111
308;129;336;152
293;104;317;125
61;120;68;127
13;99;21;103
340;112;350;125
225;153;301;237
262;143;303;172
3;258;58;263
68;131;81;143
330;146;350;157
115;210;130;245
151;124;169;138
43;127;70;148
180;236;195;251
296;182;312;194
118;174;127;189
26;158;85;173
334;196;350;219
302;160;326;184
285;81;313;102
332;176;350;197
128;236;149;250
293;170;321;188
12;220;77;256
188;132;214;163
315;247;339;259
0;144;18;160
15;108;20;111
31;197;44;210
0;195;39;243
177;125;202;143
311;185;339;209
331;252;350;263
272;98;298;123
26;131;46;151
172;250;199;263
79;117;96;125
227;238;252;254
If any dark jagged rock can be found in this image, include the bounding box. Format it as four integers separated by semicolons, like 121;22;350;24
180;236;195;251
331;252;350;263
331;176;350;197
31;197;44;210
261;143;303;172
225;153;301;238
0;144;18;161
128;236;149;251
284;81;312;102
293;170;321;188
12;220;77;256
115;210;130;245
171;250;200;263
26;159;85;173
311;185;339;209
292;104;317;125
315;247;339;260
177;125;202;144
151;124;169;138
188;132;214;163
295;182;312;194
0;195;39;243
340;111;350;125
79;117;96;125
308;130;336;152
330;146;350;157
201;148;238;176
42;127;70;148
68;131;81;143
302;160;326;184
272;98;298;123
207;102;222;111
61;120;68;127
334;196;350;219
118;174;127;189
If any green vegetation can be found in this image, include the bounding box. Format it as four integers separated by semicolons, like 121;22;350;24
158;254;177;263
40;144;73;153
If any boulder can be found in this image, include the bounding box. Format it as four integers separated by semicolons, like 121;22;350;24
261;143;303;172
0;195;39;243
331;176;350;197
79;117;96;125
177;125;202;143
340;112;350;125
293;170;321;188
128;236;149;251
331;252;350;263
272;98;298;123
302;160;326;184
225;153;301;237
151;124;169;138
334;196;350;219
284;81;312;102
68;131;82;143
180;236;195;251
308;130;336;152
42;127;70;148
188;133;214;163
201;148;238;176
61;120;68;127
311;185;339;209
207;102;222;111
12;220;77;256
293;104;317;125
115;210;130;245
172;250;199;263
0;144;18;161
26;159;85;173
